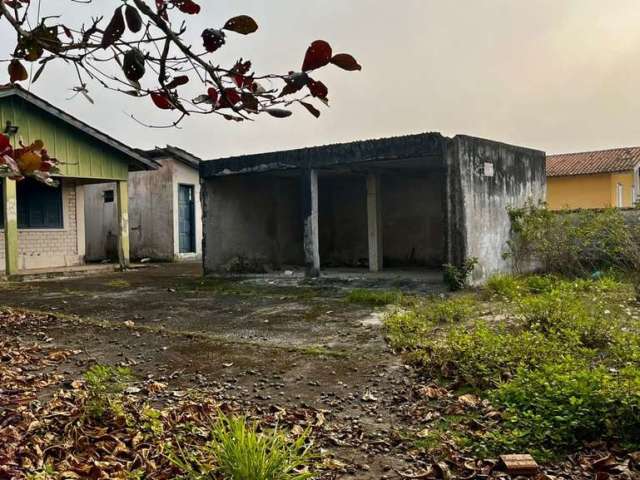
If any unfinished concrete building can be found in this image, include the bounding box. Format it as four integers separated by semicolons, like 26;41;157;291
199;133;546;283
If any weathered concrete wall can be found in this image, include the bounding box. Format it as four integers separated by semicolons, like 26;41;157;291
317;174;446;268
202;174;303;273
382;174;445;267
448;135;546;282
85;159;202;261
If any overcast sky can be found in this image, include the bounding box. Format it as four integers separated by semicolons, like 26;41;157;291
2;0;640;160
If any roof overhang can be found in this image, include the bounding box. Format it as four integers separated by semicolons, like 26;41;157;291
0;86;157;172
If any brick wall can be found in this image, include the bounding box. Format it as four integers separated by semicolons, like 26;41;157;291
0;179;82;271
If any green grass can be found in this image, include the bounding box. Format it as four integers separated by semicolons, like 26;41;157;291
384;274;640;458
168;413;314;480
105;279;130;288
346;288;403;306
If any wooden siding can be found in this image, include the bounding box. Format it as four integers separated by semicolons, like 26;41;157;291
0;96;129;181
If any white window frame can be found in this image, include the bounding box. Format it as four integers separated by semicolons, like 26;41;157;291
616;182;624;208
634;165;640;206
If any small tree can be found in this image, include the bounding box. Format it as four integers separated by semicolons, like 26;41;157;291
0;0;361;183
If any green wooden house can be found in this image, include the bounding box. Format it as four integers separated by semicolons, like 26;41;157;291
0;85;156;276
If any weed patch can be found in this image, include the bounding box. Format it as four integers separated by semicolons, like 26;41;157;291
346;288;402;306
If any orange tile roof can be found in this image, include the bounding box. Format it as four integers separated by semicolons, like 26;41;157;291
547;147;640;177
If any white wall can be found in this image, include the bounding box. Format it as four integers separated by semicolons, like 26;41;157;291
171;159;202;260
84;158;201;261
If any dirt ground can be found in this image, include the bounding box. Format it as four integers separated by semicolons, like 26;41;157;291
0;263;443;479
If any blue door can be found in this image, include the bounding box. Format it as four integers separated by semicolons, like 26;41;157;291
178;185;196;253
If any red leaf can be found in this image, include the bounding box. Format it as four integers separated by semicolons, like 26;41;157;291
302;40;332;72
173;0;201;15
0;134;11;151
150;92;173;110
8;59;28;83
223;15;258;35
207;88;219;104
330;53;362;71
307;79;328;99
219;88;241;108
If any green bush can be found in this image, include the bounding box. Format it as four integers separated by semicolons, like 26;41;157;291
84;364;133;419
485;274;522;300
209;414;313;480
443;257;479;291
483;362;640;459
385;296;477;351
507;203;640;276
346;288;402;306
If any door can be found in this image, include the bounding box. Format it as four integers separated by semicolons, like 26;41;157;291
178;184;196;253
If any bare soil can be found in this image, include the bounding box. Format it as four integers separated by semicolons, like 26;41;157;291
0;263;434;479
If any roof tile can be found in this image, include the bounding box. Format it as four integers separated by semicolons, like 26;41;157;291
547;147;640;177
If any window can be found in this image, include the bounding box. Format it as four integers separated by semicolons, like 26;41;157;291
616;183;624;208
0;179;63;229
104;190;114;203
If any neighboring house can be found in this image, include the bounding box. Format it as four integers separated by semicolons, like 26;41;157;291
0;85;156;276
547;147;640;210
199;133;546;283
85;146;202;262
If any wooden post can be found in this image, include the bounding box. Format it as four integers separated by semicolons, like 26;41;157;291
367;173;383;272
3;178;18;276
301;169;320;277
116;180;130;269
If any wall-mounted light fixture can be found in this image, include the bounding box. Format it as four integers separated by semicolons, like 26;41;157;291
3;121;19;136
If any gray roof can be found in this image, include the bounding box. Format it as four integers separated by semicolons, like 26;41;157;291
141;145;201;170
200;132;448;177
0;84;157;171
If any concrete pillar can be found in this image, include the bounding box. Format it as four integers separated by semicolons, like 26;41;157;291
367;173;383;272
301;169;320;277
116;180;130;269
75;183;86;262
3;178;18;276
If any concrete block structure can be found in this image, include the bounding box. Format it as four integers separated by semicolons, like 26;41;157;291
0;85;156;276
200;133;546;283
85;146;202;262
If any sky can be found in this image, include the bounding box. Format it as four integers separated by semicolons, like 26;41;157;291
2;0;640;160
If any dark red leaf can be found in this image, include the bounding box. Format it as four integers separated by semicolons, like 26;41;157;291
101;7;126;49
8;59;28;83
202;29;226;53
150;92;173;110
0;134;11;151
307;79;328;99
223;15;258;35
219;88;241;108
125;5;143;33
330;53;362;71
302;40;332;72
173;0;201;15
165;75;189;89
207;88;219;104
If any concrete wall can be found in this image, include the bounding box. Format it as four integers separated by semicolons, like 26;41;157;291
85;159;201;261
202;174;303;273
0;179;84;271
317;174;445;268
449;135;546;282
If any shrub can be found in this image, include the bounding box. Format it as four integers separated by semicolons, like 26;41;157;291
507;203;640;277
483;362;640;459
484;274;522;300
84;364;133;420
209;414;314;480
346;289;402;306
443;257;479;291
385;296;477;351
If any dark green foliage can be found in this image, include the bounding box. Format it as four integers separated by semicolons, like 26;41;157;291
443;257;479;291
